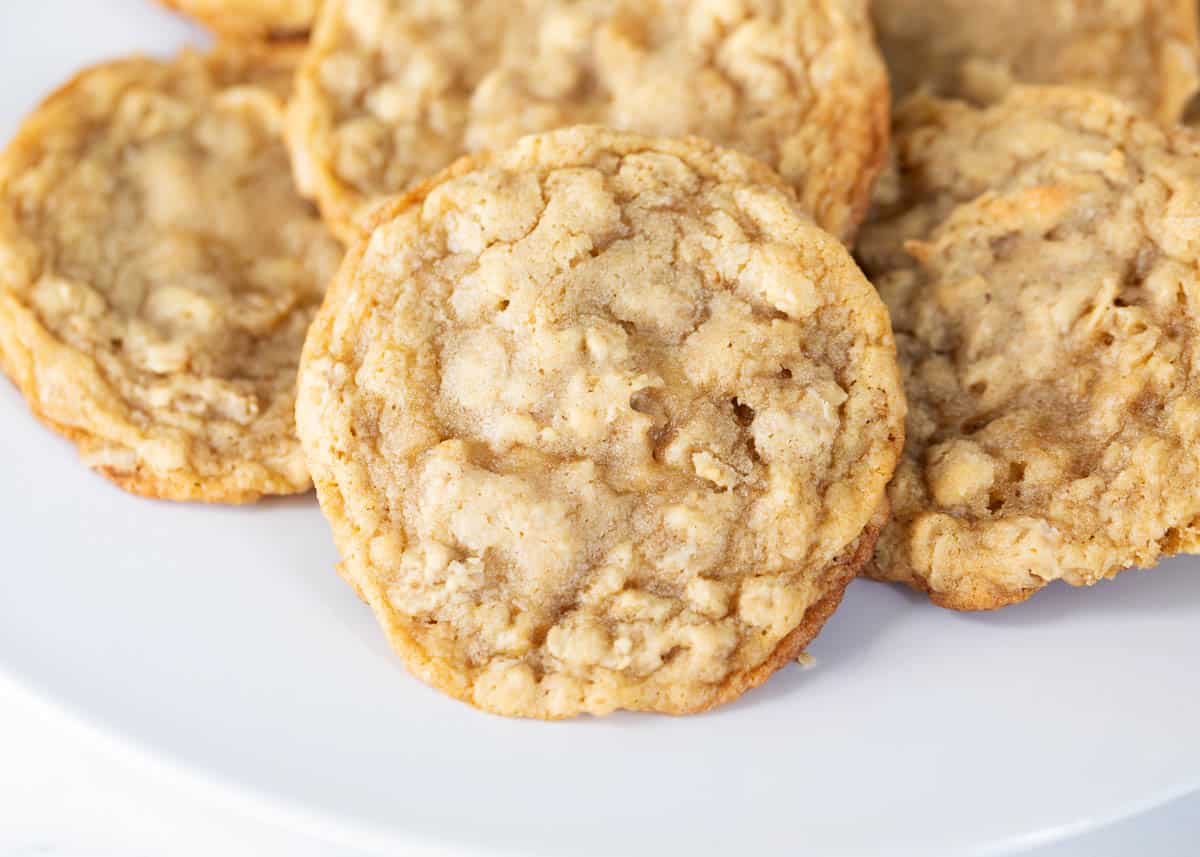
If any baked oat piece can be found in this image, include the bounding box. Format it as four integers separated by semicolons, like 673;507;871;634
160;0;319;41
0;47;342;502
287;0;890;244
871;0;1200;124
859;87;1200;611
297;126;905;717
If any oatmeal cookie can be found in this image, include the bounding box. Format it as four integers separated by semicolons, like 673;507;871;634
297;126;904;717
859;87;1200;610
160;0;319;41
0;47;342;502
871;0;1200;124
287;0;889;243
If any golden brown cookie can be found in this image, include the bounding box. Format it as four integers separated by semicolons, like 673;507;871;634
859;87;1200;611
0;47;342;503
160;0;319;41
871;0;1200;124
297;126;905;718
287;0;890;244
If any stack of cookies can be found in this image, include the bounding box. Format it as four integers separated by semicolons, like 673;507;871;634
1;0;1198;718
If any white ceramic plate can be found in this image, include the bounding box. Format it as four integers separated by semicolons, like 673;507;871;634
2;5;1199;856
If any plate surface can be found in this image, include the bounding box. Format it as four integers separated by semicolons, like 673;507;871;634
2;5;1199;856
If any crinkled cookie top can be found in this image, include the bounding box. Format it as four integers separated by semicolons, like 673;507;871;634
860;87;1200;610
871;0;1200;124
287;0;889;242
297;127;903;717
0;48;342;502
161;0;319;40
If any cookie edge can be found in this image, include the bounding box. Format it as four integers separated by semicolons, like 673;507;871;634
157;0;314;42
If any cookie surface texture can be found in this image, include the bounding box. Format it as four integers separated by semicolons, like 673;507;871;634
0;48;343;502
859;87;1200;610
161;0;319;40
287;0;889;243
871;0;1200;124
297;127;905;717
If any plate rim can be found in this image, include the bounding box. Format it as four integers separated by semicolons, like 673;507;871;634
2;608;1196;857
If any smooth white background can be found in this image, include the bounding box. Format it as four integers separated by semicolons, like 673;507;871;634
1;3;1198;856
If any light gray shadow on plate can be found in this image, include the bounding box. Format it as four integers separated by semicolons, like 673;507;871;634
959;555;1199;628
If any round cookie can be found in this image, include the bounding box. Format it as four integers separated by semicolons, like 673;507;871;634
160;0;319;41
297;126;905;718
0;47;342;502
286;0;890;244
859;87;1200;610
871;0;1200;124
